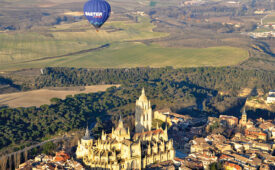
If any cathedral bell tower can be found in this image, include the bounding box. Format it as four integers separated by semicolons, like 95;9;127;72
135;88;153;133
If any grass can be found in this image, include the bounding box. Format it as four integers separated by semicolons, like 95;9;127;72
71;43;249;68
0;16;249;71
0;16;167;66
0;42;249;70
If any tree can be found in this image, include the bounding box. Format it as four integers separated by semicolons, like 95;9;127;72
209;162;223;170
41;142;56;155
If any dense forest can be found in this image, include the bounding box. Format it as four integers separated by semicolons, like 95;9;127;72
35;67;274;95
1;67;274;152
0;87;124;152
0;80;215;151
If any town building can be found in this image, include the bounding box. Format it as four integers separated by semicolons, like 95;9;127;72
154;108;192;127
223;161;242;170
17;151;84;170
219;115;239;127
266;90;275;104
76;89;175;169
153;108;172;125
245;129;267;141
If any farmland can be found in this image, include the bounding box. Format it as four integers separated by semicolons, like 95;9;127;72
2;0;274;72
262;12;275;24
0;85;118;108
0;16;248;71
0;17;167;64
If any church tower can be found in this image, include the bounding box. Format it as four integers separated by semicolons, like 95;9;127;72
239;108;247;127
135;88;153;133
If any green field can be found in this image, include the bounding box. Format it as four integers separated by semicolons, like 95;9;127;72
0;42;249;70
0;17;166;64
53;43;249;68
0;16;249;71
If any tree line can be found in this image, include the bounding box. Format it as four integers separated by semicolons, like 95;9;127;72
1;66;274;153
0;78;215;151
35;67;275;95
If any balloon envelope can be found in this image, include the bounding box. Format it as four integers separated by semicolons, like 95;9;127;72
83;0;111;29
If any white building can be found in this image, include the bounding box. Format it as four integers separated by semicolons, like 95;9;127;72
266;90;275;104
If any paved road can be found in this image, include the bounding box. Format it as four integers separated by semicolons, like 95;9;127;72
0;135;71;159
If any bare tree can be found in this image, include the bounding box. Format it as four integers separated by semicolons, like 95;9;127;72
0;156;8;170
13;153;17;169
24;150;28;162
8;155;12;170
15;152;21;169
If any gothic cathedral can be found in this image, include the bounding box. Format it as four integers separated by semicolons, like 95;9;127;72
76;88;175;170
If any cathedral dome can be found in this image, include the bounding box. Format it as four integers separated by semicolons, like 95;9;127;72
139;88;148;102
115;116;128;136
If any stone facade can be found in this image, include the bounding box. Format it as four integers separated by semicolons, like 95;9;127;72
76;89;175;169
76;126;94;159
154;109;172;125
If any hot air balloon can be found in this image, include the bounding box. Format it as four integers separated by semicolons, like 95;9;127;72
83;0;111;31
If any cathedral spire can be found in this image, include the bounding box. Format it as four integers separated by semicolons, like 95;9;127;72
118;115;124;128
139;88;148;102
83;124;92;140
242;107;246;115
142;88;145;96
85;125;90;137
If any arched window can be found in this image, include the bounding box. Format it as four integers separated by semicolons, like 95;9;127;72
131;160;136;169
